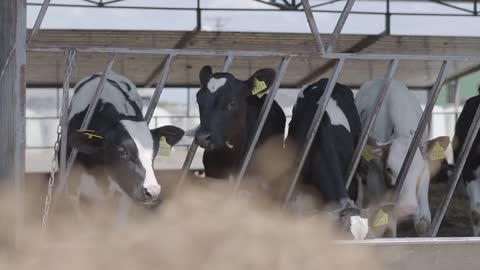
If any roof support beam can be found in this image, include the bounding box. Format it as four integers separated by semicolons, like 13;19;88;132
144;28;199;87
296;33;385;87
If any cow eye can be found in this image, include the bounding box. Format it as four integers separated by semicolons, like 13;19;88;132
117;146;129;159
227;100;237;111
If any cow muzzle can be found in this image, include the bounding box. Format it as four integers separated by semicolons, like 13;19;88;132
143;184;161;206
195;131;215;150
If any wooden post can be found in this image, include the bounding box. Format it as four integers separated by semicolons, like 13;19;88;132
0;0;26;248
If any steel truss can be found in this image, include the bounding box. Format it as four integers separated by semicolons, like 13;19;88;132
18;0;480;240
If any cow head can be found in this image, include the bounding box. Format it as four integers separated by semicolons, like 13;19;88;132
68;123;184;207
194;65;276;151
364;136;450;187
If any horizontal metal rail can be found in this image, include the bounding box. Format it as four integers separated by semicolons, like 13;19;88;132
336;237;480;246
28;46;480;62
25;2;480;17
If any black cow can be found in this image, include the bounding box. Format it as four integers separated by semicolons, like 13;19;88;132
453;88;480;236
66;72;184;221
286;79;369;239
194;66;286;179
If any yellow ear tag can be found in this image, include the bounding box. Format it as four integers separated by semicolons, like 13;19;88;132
252;78;268;98
158;136;172;156
373;209;389;227
430;142;446;161
81;130;103;140
362;145;376;162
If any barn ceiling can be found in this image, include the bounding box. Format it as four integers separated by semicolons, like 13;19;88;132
27;30;480;90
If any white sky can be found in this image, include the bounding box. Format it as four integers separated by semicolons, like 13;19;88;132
26;0;480;36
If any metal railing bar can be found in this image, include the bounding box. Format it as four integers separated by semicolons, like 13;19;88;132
326;0;356;53
429;101;480;236
144;54;175;123
345;59;399;189
27;0;51;46
393;61;450;199
175;55;236;194
58;49;76;191
282;58;345;208
28;46;480;62
52;55;116;206
25;2;480;17
428;0;474;15
0;47;15;83
233;57;291;193
302;0;326;54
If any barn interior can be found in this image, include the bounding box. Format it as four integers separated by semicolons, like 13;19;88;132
2;0;480;266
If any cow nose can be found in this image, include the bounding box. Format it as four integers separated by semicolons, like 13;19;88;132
196;132;212;146
143;185;161;201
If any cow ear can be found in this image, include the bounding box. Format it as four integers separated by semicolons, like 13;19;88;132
151;125;185;146
68;130;104;154
425;136;450;161
246;68;276;98
199;65;213;88
363;137;391;162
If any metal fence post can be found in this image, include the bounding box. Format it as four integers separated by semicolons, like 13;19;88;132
393;61;450;199
233;57;291;194
175;55;235;193
430;102;480;236
326;0;356;53
302;0;326;54
345;59;399;189
144;54;175;123
52;55;116;206
282;58;344;208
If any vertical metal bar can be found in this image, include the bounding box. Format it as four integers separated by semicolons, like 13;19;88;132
430;101;480;236
233;57;291;193
52;55;116;205
222;54;234;72
26;0;51;46
302;0;326;54
58;49;76;195
144;54;175;124
197;0;202;30
175;55;235;193
282;59;344;208
386;0;391;34
345;59;399;189
394;61;450;199
326;0;356;53
0;47;15;82
475;0;478;15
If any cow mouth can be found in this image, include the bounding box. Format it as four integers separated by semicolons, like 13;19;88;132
142;198;161;209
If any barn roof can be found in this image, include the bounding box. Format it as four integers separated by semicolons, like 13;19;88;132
27;30;480;90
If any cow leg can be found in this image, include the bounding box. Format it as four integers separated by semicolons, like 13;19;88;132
466;178;480;236
414;167;431;236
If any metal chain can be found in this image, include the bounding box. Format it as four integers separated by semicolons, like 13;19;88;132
41;49;76;233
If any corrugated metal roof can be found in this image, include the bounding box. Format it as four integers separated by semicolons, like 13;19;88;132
27;30;480;89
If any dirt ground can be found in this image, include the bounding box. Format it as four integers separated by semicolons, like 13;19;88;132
397;181;472;237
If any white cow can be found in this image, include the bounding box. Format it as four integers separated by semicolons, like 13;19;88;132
355;79;449;237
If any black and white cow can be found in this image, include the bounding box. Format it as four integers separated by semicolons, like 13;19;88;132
66;72;184;220
453;89;480;236
355;79;449;237
194;66;286;179
286;79;369;240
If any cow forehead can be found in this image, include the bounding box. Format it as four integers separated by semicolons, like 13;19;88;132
207;76;228;93
120;120;154;158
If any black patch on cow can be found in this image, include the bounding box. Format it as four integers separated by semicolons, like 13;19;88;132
454;94;480;183
287;78;361;203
